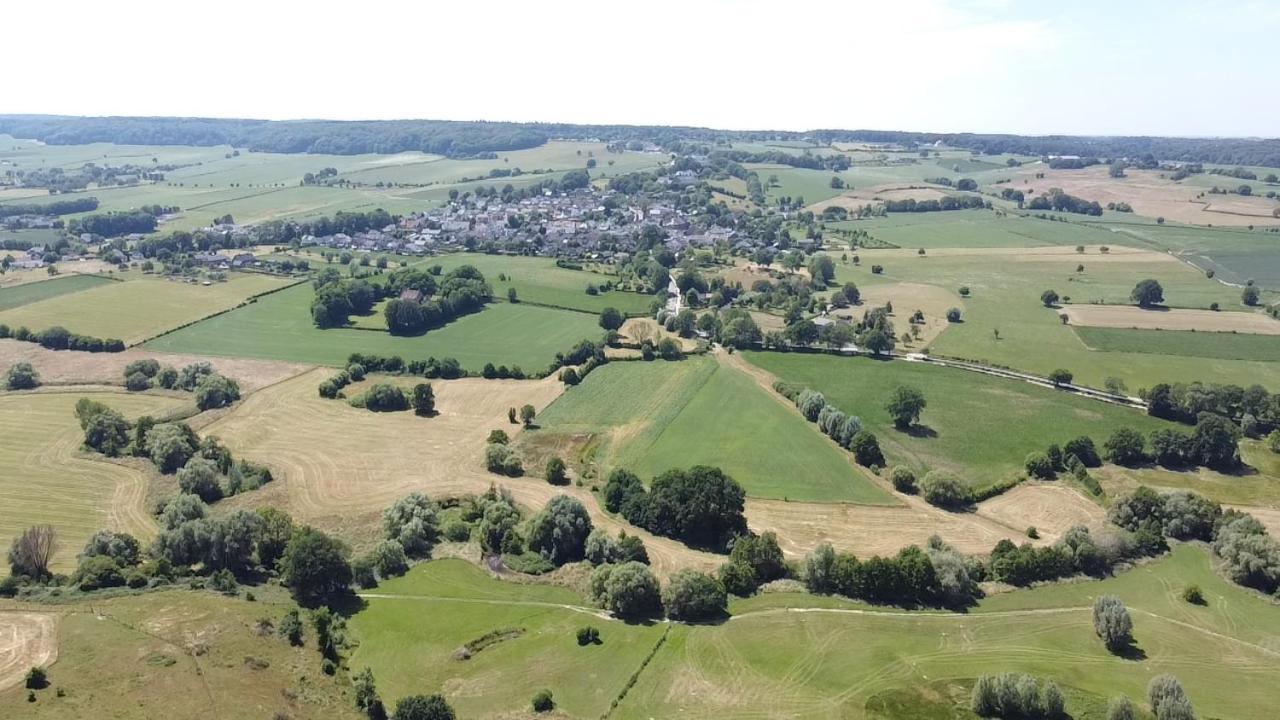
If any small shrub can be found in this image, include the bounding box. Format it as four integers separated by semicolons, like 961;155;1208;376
25;666;48;690
889;466;916;493
1182;584;1205;605
1026;526;1040;539
576;626;600;646
531;689;554;713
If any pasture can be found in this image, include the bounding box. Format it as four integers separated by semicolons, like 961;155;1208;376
528;355;893;504
744;351;1176;486
0;273;114;311
146;282;603;370
0;391;187;572
0;272;294;344
344;545;1280;720
428;253;656;315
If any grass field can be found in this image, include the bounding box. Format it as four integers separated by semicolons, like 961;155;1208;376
0;273;293;344
429;253;657;315
0;274;114;311
1075;325;1280;361
744;352;1177;486
345;545;1280;720
0;587;358;719
529;356;893;504
146;282;602;370
0;391;187;572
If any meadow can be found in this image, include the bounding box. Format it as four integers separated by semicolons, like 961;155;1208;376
428;253;656;315
744;351;1176;486
1074;325;1280;361
0;272;294;344
0;391;187;572
343;545;1280;720
529;356;893;504
0;274;114;311
146;282;602;370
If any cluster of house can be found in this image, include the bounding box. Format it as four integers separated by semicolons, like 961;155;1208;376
1;213;60;230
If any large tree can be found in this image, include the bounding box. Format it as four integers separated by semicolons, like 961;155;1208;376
1130;279;1164;308
527;495;593;564
885;385;926;430
281;526;352;605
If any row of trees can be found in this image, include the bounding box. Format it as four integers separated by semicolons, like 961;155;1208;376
0;197;98;218
774;383;887;467
122;359;241;409
0;323;125;353
603;466;748;550
66;211;158;237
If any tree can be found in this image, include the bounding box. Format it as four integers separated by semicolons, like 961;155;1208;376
804;543;837;594
412;383;435;416
807;255;835;286
25;666;48;690
1191;413;1240;471
1106;696;1136;720
1047;368;1073;387
177;456;224;502
146;422;197;473
391;694;456;720
281;526;352;605
256;507;293;570
1104;428;1147;466
8;525;55;580
382;493;439;557
662;569;727;621
5;362;39;390
531;689;554;713
920;471;972;510
890;466;917;493
1093;595;1133;652
1148;675;1194;720
885;386;926;430
1040;289;1060;307
644;466;747;548
1241;285;1259;306
945;307;961;322
1025;451;1055;479
353;667;384;718
527;495;592;565
194;373;241;410
849;431;885;467
520;404;536;427
599;307;624;331
1131;279;1164;308
591;561;662;618
545;456;568;485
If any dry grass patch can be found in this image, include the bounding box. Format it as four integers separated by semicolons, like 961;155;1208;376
204;369;717;577
839;282;960;346
975;484;1104;542
1061;304;1280;334
851;244;1177;263
617;317;697;351
0;612;56;692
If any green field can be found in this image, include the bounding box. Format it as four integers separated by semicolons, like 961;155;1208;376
745;351;1177;486
430;253;656;315
146;281;603;370
0;272;294;343
346;546;1280;720
529;356;893;503
0;391;187;572
0;273;114;311
1075;325;1280;361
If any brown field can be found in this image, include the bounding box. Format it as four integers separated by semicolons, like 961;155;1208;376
203;369;720;578
850;244;1178;263
0;612;56;692
719;261;811;290
1061;304;1280;334
837;282;960;347
975;483;1105;541
809;184;954;214
618;317;698;351
1007;165;1280;227
0;339;313;392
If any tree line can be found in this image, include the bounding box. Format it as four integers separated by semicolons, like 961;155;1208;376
0;197;98;218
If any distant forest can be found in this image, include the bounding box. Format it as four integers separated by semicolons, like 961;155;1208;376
2;115;1279;167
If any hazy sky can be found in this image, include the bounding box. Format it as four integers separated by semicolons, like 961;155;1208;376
8;0;1278;137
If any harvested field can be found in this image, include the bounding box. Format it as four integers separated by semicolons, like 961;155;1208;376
809;184;956;213
0;340;312;392
719;261;810;290
0;391;186;572
617;317;698;351
975;483;1104;541
1061;304;1280;334
204;369;719;578
745;494;1031;559
0;612;56;692
848;244;1178;263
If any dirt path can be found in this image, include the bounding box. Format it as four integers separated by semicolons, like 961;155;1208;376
0;612;57;692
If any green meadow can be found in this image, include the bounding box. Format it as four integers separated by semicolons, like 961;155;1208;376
530;356;892;503
428;253;657;315
1074;325;1280;361
0;273;114;311
146;281;602;370
745;351;1176;485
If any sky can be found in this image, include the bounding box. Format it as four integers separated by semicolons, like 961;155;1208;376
6;0;1279;137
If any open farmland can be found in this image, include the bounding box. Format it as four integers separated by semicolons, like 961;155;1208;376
1062;304;1280;334
0;391;187;572
428;253;656;315
0;274;114;311
1074;325;1280;361
744;351;1176;486
0;612;56;693
0;272;294;344
146;282;602;370
528;355;893;504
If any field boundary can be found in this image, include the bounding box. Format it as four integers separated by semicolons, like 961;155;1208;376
133;277;308;348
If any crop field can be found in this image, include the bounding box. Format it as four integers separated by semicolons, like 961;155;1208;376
1103;221;1280;290
822;236;1280;389
0;272;294;344
1062;304;1280;334
146;282;602;370
744;352;1176;485
0;391;187;572
428;253;657;315
1074;325;1280;361
0;274;114;311
0;589;358;719
529;356;893;504
344;545;1280;720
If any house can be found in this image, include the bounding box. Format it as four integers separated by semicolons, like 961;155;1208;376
193;252;226;268
230;253;256;269
399;289;424;304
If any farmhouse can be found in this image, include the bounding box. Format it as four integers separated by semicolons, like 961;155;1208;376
399;289;424;304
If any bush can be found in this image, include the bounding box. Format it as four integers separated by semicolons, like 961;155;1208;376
194;373;241;410
382;493;440;557
889;466;916;493
662;569;727;621
545;456;568;485
946;307;962;322
25;666;48;690
849;431;885;467
1106;696;1136;720
1181;584;1205;605
1093;595;1133;652
355;383;409;412
443;520;471;543
1024;452;1055;479
484;443;523;476
412;383;435;416
125;371;152;391
576;626;600;645
590;561;662;619
527;495;592;565
1148;675;1194;720
531;689;554;713
1064;436;1100;467
391;693;456;720
5;362;40;390
971;672;1060;719
920;470;973;510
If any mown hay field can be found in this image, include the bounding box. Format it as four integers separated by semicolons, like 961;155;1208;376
0;273;294;344
1062;304;1280;334
146;282;603;370
1074;326;1280;362
0;274;115;311
0;391;187;572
